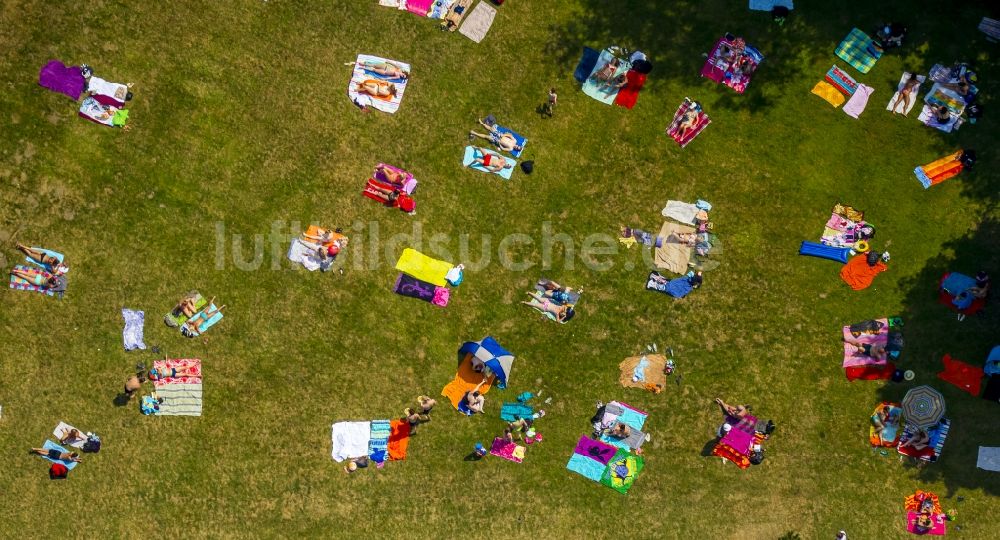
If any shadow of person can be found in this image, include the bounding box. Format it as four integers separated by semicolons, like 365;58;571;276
112;393;131;407
463;452;485;462
700;438;720;457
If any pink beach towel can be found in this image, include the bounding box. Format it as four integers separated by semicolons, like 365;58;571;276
905;512;946;535
666;100;710;148
490;437;525;463
843;84;874;118
842;318;890;368
406;0;434;16
152;358;202;385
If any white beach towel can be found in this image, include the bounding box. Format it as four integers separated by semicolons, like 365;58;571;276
287;239;323;271
661;200;699;225
53;421;88;449
886;72;926;115
122;308;146;351
331;421;372;462
843;84;874;119
459;2;496;43
977;447;1000;472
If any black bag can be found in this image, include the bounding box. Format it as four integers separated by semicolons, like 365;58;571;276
520;160;534;174
749;449;765;465
82;434;102;453
755;419;776;436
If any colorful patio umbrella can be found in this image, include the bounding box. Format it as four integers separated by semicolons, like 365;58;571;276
901;385;946;428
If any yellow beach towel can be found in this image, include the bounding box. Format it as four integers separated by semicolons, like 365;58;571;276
812;81;845;107
395;248;453;287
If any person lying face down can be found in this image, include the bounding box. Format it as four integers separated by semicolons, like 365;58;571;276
31;446;82;463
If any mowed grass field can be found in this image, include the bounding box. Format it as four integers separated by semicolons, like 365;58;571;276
1;0;999;537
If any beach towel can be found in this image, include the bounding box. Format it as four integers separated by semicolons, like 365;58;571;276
79;97;128;127
388;419;411;460
573;47;601;83
645;271;694;298
406;0;434;16
811;81;845;107
486;123;527;158
749;0;793;10
661;200;698;225
870;403;904;446
395;248;453;287
600;427;647;451
619;354;668;390
980;17;1000;40
164;292;206;327
566;453;608;481
347;54;410;114
490;437;525;463
286;238;325;272
152;359;203;416
500;402;534;422
458;2;496;43
666;99;710;147
441;353;494;410
915;151;964;189
825;65;858;96
38;440;79;471
977;447;1000;471
122;308;146;351
463;145;516;179
86;76;130;107
613;70;645;109
840;254;886;290
9;265;64;298
835;28;882;74
886;72;926;115
899;419;950;462
331;421;372;462
534;278;581;305
938;354;984;396
428;0;455;18
24;248;65;273
653;222;695;274
845;362;896;381
906;512;947;535
374;163;417;194
393;273;450;306
842;317;902;368
368;419;391;462
181;303;223;337
574;435;618;465
918;104;962;132
702;38;763;94
582;49;631;105
52;422;88;449
843;84;874;118
600;448;644;494
924;83;968;116
39;60;86;100
441;0;473;31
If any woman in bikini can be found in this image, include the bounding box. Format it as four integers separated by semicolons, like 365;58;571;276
15;243;67;273
469;119;523;153
889;73;920;114
148;364;201;381
844;338;888;360
172;294;210;319
9;267;66;292
347;59;409;80
590;58;620;83
672;104;702;140
469;147;512;173
375;165;408;186
522;291;575;322
182;303;226;335
355;79;397;99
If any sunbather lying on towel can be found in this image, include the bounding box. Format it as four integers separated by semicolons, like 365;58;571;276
844;338;888;361
10;267;66;293
522;291;575;322
15;243;68;274
367;182;412;209
672;104;702;140
173;294;212;319
600;73;629;91
355;79;397;99
462;377;491;414
183;303;226;334
871;405;896;444
57;427;87;447
375;165;408;186
148;365;200;381
347;59;409;80
468;147;513;173
30;446;82;463
590;57;621;83
889;73;921;114
609;422;631;439
303;227;345;246
469;119;523;153
539;280;579;305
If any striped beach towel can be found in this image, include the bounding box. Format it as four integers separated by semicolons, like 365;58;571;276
153;359;203;416
369;419;391;461
8;265;62;298
825;65;858;96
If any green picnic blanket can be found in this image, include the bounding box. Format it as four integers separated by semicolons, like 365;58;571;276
835;28;882;74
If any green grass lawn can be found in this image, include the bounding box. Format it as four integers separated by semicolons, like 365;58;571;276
2;0;999;537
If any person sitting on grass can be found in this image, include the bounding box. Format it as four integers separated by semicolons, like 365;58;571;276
522;291;575;322
933;105;952;125
468;147;513;174
468;119;523;154
9;267;66;293
15;243;68;273
30;446;82;463
462;377;491;414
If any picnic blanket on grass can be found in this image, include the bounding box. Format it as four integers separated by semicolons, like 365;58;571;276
906;512;947;535
395;248;453;287
619;354;668;390
600;448;644;494
9;265;64;298
52;422;88;449
653;222;695;274
835;28;882;74
38;440;79;470
331;421;372;462
459;2;496;43
840;254;886;290
582;49;631;105
463;145;516;179
388;419;411;460
348;54;410;114
441;354;493;411
122;308;146;351
573;47;601;83
915;151;963;189
666;99;710;147
701;37;763;94
393;273;449;306
39;60;86;100
79;97;128;127
152;359;203;416
886;73;926;115
490;437;526;463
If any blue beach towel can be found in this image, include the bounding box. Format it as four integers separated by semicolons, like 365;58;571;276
566;453;605;481
182;303;224;337
500;402;534;422
494;124;527;158
25;248;65;272
39;440;79;470
617;406;647;430
573;47;600;83
462;145;516;180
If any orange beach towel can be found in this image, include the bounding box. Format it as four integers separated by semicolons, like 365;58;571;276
388;420;411;461
840;254;887;290
441;353;494;409
303;225;345;248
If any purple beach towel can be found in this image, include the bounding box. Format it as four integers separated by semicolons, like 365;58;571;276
573;436;618;465
39;60;86;100
393;273;449;307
